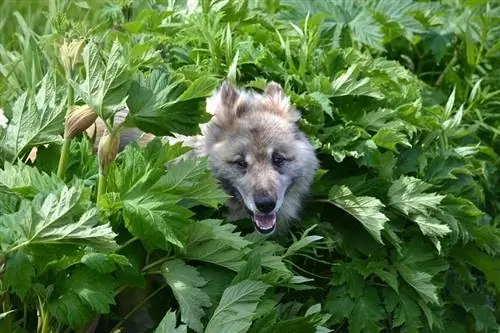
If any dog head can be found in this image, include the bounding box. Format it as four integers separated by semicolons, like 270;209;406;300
200;81;318;234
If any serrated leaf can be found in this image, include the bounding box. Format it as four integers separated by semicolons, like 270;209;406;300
78;39;131;120
396;264;439;304
388;176;444;216
155;311;187;333
184;219;250;271
0;162;64;198
49;267;116;328
330;65;384;99
4;252;35;298
372;128;411;152
284;226;323;257
328;185;388;244
0;186;117;253
393;291;422;333
81;252;130;273
123;195;192;249
205;280;269;333
0;74;66;161
162;259;211;333
154;158;229;208
126;69;215;135
413;215;451;238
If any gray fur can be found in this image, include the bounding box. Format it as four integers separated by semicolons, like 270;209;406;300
192;81;319;234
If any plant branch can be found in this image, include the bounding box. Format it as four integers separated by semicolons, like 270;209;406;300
109;283;168;333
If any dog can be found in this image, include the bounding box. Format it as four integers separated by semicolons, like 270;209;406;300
89;81;319;235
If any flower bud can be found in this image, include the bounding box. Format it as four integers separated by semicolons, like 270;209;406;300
64;104;98;139
98;132;120;176
60;38;85;74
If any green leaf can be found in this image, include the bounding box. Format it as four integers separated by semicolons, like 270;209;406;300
49;267;116;328
372;128;411;152
3;252;35;298
328;185;389;244
284;225;323;257
413;215;451;241
205;280;269;333
0;74;66;161
81;252;130;273
123;195;192;249
0;186;117;253
154;157;229;208
155;311;187;333
388;176;444;216
78;39;131;120
126;70;216;135
330;65;384;99
396;264;439;305
0;162;64;198
162;259;212;333
184;219;250;271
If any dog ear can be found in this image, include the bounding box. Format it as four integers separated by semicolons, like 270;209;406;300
264;81;300;121
206;80;240;125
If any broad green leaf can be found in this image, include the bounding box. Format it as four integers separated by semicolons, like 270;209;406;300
162;259;212;333
154;158;229;208
126;70;216;135
372;128;411;152
184;219;250;271
349;287;385;333
0;74;66;161
396;264;439;305
392;291;422;333
0;186;117;253
81;252;130;273
205;280;269;333
3;252;35;298
155;311;187;333
284;225;323;257
78;39;131;120
49;267;116;328
123;195;192;249
413;215;451;239
328;185;388;244
0;162;64;198
330;65;384;99
388;176;444;216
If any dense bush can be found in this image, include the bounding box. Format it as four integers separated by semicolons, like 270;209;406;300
1;0;499;332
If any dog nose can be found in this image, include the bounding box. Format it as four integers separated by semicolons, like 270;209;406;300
254;195;276;213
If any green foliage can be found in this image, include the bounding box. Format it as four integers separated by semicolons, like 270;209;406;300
0;0;500;333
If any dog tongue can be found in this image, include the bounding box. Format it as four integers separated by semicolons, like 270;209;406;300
253;213;276;233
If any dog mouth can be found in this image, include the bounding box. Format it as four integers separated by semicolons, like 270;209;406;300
252;213;276;234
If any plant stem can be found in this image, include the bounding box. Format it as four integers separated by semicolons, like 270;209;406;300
97;173;106;207
109;284;168;333
117;236;139;251
2;293;12;333
57;74;74;180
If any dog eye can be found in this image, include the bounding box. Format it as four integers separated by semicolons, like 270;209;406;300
231;158;248;169
272;153;286;167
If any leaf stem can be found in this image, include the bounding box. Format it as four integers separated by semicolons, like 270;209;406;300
109;283;168;333
57;73;75;180
2;292;12;333
142;256;171;273
97;173;106;207
117;236;139;251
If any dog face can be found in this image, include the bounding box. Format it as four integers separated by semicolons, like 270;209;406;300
199;81;318;234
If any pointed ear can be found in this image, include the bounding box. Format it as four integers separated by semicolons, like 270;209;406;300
264;81;299;121
206;80;240;125
264;81;285;99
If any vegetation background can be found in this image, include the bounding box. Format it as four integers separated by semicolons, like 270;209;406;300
0;0;499;332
